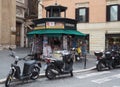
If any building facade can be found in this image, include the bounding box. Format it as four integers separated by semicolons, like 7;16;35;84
0;0;27;49
0;0;16;49
16;0;27;47
39;0;120;53
0;0;39;49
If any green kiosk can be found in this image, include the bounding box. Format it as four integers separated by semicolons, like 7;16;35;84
27;3;86;59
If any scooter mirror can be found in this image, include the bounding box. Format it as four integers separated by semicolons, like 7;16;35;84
9;47;12;51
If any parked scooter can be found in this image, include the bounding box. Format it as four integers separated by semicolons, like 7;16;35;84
111;49;120;68
44;50;73;79
5;48;41;87
94;51;113;71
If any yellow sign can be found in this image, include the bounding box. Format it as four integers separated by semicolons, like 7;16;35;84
34;23;45;30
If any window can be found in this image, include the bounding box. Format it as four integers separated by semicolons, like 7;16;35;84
16;0;24;3
75;7;89;23
49;11;60;17
106;5;120;21
110;6;118;21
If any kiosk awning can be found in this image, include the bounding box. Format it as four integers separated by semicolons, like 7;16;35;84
27;29;86;36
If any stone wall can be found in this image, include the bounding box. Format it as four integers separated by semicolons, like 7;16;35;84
0;0;16;50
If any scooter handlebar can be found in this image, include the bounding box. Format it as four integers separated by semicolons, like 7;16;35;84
9;47;13;51
27;54;34;56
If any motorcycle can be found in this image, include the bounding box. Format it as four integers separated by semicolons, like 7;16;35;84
111;49;120;68
5;48;41;87
94;51;113;71
44;50;73;79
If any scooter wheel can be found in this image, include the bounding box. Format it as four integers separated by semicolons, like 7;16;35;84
5;75;12;87
30;67;40;80
45;67;56;80
96;63;103;71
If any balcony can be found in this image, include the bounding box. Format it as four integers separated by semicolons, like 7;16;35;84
16;0;24;4
16;6;25;19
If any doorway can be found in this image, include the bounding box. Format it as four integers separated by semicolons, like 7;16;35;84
105;34;120;50
16;23;21;47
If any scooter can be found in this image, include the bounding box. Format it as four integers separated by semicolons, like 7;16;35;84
5;48;41;87
94;51;113;71
111;49;120;68
44;50;73;79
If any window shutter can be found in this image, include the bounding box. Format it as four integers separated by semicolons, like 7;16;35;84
86;8;89;22
106;5;110;22
118;5;120;21
75;8;79;22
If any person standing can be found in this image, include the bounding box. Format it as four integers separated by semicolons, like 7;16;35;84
81;41;87;69
31;34;42;60
31;34;40;54
77;45;81;60
43;43;52;57
81;42;87;58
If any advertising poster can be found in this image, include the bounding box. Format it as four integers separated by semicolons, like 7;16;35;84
63;36;68;50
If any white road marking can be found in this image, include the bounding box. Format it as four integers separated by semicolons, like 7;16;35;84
91;77;112;84
112;74;120;78
91;73;120;84
76;71;110;79
113;86;120;87
76;71;120;84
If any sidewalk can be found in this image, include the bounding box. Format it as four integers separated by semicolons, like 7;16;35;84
0;48;96;83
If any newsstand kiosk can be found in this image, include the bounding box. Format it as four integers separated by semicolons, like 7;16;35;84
27;3;86;60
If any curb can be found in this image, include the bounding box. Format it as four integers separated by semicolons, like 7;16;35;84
73;66;96;73
0;66;96;84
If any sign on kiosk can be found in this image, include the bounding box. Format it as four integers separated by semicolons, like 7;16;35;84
46;22;64;29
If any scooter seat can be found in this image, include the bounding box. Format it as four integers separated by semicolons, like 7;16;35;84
54;60;64;65
23;60;36;76
25;60;36;65
53;60;64;69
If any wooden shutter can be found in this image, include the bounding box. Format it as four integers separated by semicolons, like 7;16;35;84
118;5;120;21
106;5;110;22
75;8;79;22
86;8;89;22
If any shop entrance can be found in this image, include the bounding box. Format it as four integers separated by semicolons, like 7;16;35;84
43;36;62;51
105;34;120;50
